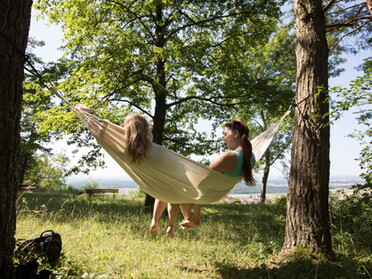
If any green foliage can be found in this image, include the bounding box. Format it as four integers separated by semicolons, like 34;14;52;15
271;195;287;216
21;41;55;182
330;183;372;256
80;181;101;191
230;18;295;181
330;58;372;182
15;191;371;278
33;0;290;164
25;153;69;191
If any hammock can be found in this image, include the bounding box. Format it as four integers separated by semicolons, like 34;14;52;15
51;88;291;204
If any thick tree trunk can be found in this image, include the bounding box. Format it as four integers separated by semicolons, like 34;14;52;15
144;3;167;209
282;0;332;255
0;0;33;275
366;0;372;17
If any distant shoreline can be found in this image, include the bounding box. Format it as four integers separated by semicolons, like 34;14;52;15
66;175;364;197
96;187;355;205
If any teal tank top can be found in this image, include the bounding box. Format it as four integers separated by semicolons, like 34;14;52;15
223;150;256;178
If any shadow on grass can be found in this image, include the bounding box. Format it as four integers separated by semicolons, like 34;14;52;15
201;202;286;246
17;193;287;245
17;192;146;222
215;257;372;279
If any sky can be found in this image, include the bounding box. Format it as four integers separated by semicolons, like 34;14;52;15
28;9;370;180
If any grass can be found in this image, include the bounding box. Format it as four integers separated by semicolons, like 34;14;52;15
15;192;371;279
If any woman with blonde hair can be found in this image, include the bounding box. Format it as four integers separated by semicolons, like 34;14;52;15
76;104;255;237
120;113;153;164
75;105;179;235
75;105;153;164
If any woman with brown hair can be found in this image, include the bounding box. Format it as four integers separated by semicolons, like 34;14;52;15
152;119;256;234
76;104;255;237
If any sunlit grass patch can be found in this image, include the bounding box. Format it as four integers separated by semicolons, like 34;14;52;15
15;191;371;278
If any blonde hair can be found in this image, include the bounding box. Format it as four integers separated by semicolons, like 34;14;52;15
121;114;153;164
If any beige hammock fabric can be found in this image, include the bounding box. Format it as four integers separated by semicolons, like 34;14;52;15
52;88;290;204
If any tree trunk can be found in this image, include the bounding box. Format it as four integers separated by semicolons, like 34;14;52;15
0;0;33;275
19;150;31;184
366;0;372;17
282;0;332;255
260;150;271;203
144;3;167;209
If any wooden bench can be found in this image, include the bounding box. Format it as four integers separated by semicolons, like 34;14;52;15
85;188;119;198
18;182;36;192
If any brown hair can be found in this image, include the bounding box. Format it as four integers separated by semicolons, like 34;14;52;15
224;120;256;186
121;114;153;164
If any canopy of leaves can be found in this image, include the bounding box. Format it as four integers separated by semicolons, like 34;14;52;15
25;153;69;191
33;0;292;172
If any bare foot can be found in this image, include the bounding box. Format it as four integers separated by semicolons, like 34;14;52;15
150;222;159;234
166;226;174;238
180;216;200;229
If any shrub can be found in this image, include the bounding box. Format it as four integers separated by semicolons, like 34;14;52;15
330;182;372;255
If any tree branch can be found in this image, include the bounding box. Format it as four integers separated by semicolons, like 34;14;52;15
105;69;155;92
108;0;157;43
326;2;366;16
212;30;253;48
163;0;185;27
105;98;153;119
166;10;248;41
323;0;338;14
269;141;292;167
166;94;253;108
326;16;371;31
329;20;370;51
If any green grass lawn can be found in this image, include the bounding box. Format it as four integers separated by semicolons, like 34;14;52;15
15;192;371;278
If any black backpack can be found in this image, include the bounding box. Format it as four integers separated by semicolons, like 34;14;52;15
15;230;62;263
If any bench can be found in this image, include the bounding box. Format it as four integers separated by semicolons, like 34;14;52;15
85;188;119;198
18;182;36;192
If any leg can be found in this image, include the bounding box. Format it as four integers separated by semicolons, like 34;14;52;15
150;199;167;234
180;204;202;229
166;203;180;237
179;203;193;221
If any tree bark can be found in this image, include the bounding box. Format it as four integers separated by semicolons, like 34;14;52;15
282;0;332;255
366;0;372;17
144;3;167;209
0;0;33;275
260;150;271;203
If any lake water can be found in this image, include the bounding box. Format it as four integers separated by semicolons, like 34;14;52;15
66;175;364;196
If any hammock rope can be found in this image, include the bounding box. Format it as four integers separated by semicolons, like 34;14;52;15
50;87;291;204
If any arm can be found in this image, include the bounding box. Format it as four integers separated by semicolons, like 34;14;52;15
209;152;238;174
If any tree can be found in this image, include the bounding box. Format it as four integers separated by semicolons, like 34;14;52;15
20;41;54;184
283;0;332;254
253;111;292;203
20;40;75;182
26;153;70;191
282;0;371;256
0;0;33;275
239;23;295;203
35;0;285;208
